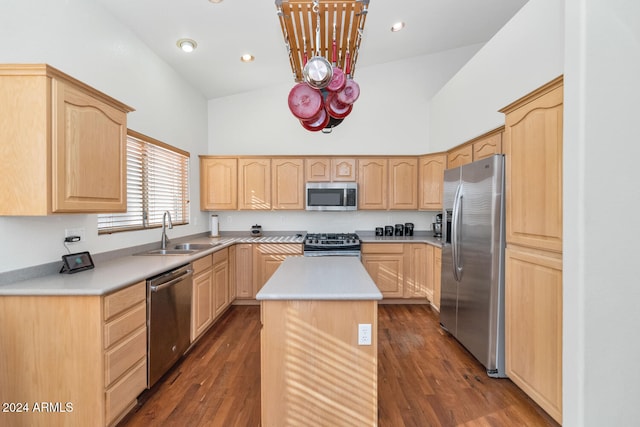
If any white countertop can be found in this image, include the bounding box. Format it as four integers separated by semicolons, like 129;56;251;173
256;257;382;301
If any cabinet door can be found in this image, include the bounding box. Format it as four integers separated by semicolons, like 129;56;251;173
331;158;357;181
272;158;304;210
361;254;404;298
200;157;237;210
235;244;254;299
503;82;563;253
447;144;472;169
472;131;503;161
404;243;428;298
191;268;214;341
52;79;128;212
228;245;237;302
238;158;271;210
305;158;331;182
388;158;418;210
418;154;446;211
254;244;303;296
358;158;387;210
505;245;562;423
433;247;442;311
213;249;230;317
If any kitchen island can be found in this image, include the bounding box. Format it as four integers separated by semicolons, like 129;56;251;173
256;256;382;426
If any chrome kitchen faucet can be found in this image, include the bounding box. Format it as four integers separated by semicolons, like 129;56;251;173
161;211;173;249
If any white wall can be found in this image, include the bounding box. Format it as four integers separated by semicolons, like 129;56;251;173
429;0;564;150
208;45;483;156
564;0;640;425
206;45;481;235
0;0;209;273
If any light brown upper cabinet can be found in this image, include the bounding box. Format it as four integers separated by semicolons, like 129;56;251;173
238;158;272;210
357;158;388;210
418;153;446;210
0;64;133;215
272;158;304;210
502;78;563;253
447;143;473;169
304;157;356;182
200;157;238;210
388;158;418;210
472;127;503;161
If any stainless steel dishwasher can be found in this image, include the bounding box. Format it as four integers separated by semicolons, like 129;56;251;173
147;263;193;387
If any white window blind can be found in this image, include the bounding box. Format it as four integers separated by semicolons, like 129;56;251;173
98;130;190;234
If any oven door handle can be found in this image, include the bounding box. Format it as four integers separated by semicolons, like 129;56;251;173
150;269;193;293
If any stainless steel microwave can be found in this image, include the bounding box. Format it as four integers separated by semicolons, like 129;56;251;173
305;182;357;211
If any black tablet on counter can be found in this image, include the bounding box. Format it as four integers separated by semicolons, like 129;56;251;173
60;251;95;274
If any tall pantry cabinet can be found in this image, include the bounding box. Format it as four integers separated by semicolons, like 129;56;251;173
500;76;563;424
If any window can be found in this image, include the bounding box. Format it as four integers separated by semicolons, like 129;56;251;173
98;130;190;234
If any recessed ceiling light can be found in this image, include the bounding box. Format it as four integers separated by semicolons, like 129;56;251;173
177;38;197;53
391;22;405;32
241;54;255;63
209;0;223;3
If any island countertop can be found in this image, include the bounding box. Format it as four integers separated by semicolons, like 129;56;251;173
256;256;382;301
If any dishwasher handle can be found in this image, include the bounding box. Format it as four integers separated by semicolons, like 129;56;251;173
150;269;193;293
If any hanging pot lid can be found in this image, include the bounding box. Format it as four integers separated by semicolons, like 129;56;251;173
288;83;323;120
302;56;333;90
326;92;353;119
336;78;360;105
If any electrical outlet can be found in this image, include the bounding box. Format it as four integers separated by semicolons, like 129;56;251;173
64;227;85;244
358;323;372;346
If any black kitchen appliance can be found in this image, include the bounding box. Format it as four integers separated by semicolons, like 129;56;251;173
404;223;414;236
303;233;361;257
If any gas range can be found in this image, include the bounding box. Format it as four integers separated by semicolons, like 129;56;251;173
303;233;361;257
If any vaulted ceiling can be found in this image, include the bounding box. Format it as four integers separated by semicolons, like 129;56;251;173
98;0;528;99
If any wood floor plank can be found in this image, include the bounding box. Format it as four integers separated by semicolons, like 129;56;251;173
118;304;559;427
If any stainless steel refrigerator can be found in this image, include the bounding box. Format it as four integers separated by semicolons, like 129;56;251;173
440;154;506;378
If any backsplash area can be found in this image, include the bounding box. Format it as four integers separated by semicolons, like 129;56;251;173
210;210;440;235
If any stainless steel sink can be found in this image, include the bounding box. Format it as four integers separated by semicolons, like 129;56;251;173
173;243;219;250
139;249;196;256
134;242;220;256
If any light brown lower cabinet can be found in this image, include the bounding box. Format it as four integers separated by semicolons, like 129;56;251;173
433;247;442;311
361;243;405;298
254;243;303;296
361;242;441;304
191;254;214;342
212;248;230;317
192;249;232;343
505;245;562;423
0;281;147;427
234;243;254;299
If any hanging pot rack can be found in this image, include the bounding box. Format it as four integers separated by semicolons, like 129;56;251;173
276;0;369;82
276;0;369;133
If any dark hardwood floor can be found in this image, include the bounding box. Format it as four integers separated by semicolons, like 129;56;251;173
119;304;559;427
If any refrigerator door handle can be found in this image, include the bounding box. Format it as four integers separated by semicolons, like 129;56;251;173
452;184;463;281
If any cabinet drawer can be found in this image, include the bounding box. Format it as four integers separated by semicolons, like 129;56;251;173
213;247;228;264
104;302;146;349
105;358;147;426
361;243;404;254
193;254;213;273
105;326;147;387
103;281;146;321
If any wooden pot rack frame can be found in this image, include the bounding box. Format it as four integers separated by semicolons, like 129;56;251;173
276;0;369;82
